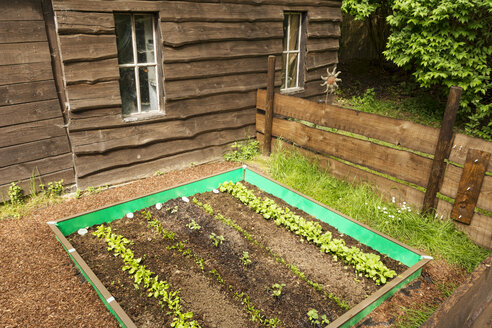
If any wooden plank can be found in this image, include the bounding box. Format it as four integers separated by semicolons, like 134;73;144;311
306;64;338;83
64;58;120;84
164;56;282;81
75;125;254;177
76;142;236;189
0;117;66;148
307;6;343;22
163;39;282;63
66;81;121;112
59;34;117;63
450;133;492;171
451;150;491;224
0;0;43;21
0;99;62;127
0;62;53;86
0;80;57;107
257;89;439;155
69;91;257;131
307;37;339;53
0;168;75;199
258;133;426;208
56;11;115;34
0;20;46;44
0;136;71;167
165;72;279;101
70;107;256;154
307;21;341;38
257;112;432;187
52;0;162;12
161;21;282;47
422;86;461;214
306;50;338;70
0;42;51;65
441;163;492;213
0;153;73;186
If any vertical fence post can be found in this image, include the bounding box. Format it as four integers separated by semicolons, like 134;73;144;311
263;55;276;156
421;86;462;215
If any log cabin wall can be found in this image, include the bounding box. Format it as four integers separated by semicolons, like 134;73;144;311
51;0;342;189
0;0;75;199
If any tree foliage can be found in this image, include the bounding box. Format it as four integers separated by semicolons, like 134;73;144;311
342;0;492;140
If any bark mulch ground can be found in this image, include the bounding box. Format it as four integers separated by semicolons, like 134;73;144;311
0;161;468;327
0;162;237;328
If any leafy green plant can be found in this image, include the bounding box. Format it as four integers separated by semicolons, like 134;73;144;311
224;139;260;162
306;308;330;327
186;219;201;231
154;170;164;176
7;182;24;205
241;251;252;266
269;283;285;298
209;233;225;247
167;205;179;214
46;179;64;197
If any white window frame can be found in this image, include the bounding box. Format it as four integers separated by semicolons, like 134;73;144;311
116;13;162;116
281;12;303;92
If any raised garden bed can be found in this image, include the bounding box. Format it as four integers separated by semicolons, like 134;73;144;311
48;167;430;327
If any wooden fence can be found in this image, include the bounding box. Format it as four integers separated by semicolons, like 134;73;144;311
255;89;492;249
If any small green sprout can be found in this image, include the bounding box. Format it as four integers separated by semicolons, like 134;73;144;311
241;251;252;266
269;283;285;298
209;233;225;247
186;219;201;231
307;309;329;326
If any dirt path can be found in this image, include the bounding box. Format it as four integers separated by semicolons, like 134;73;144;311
0;162;237;328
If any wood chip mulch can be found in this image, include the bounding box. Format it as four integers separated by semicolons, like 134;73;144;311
0;162;238;328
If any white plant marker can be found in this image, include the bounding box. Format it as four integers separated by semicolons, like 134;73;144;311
155;203;162;210
78;228;88;236
182;197;190;203
242;164;247;169
126;212;134;219
213;189;219;194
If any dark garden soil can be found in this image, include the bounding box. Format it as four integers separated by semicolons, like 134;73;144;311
69;182;409;327
0;161;470;327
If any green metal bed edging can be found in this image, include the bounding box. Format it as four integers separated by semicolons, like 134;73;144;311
56;168;243;236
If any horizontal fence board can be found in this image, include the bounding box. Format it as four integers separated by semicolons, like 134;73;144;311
441;163;492;213
0;117;66;148
257;112;432;187
0;20;47;44
64;58;120;84
306;51;338;70
0;62;53;86
0;99;62;127
161;21;282;47
0;42;51;65
163;39;281;63
66;80;121;112
56;11;115;34
0;136;71;168
76;142;236;189
59;34;117;63
450;133;492;172
53;0;162;12
0;153;73;186
257;133;426;208
71;107;256;154
0;0;43;21
257;89;439;155
306;37;339;53
165;72;278;101
76;125;253;177
0;168;75;200
0;80;57;107
307;21;341;38
164;56;281;81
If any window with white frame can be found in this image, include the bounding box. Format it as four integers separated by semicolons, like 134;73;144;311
281;12;305;91
114;13;163;116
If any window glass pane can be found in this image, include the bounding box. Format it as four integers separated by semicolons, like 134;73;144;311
288;14;300;51
135;15;155;64
114;14;134;65
119;68;138;115
282;15;289;52
287;53;298;88
139;66;158;112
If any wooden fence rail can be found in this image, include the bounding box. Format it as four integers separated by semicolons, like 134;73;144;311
256;89;492;249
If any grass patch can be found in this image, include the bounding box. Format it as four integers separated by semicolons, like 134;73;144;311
395;304;438;328
267;148;489;272
0;192;64;220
